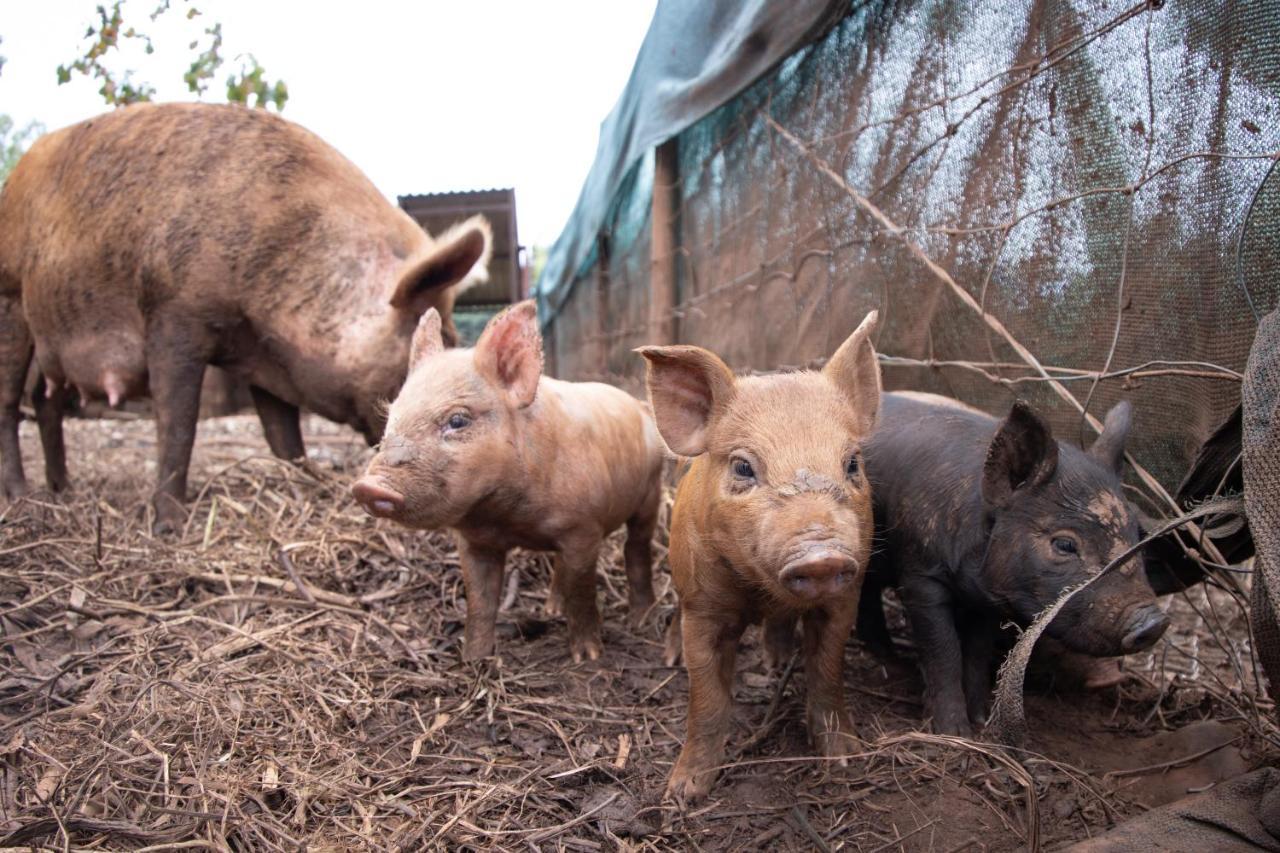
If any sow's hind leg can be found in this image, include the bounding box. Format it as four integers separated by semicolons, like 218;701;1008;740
0;295;32;498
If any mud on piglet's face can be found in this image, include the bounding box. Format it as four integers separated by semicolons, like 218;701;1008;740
703;376;874;602
352;303;542;530
979;400;1167;656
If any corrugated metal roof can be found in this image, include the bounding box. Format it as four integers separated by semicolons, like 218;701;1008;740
399;188;513;201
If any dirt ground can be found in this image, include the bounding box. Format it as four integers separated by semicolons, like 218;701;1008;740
1;413;1275;851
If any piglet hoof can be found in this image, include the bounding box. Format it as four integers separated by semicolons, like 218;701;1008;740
543;590;564;619
811;712;859;761
662;614;683;667
2;478;30;501
150;496;189;537
461;633;497;662
815;734;856;764
152;518;186;538
151;513;185;538
627;596;656;629
569;630;603;664
862;637;900;662
966;697;990;730
763;634;796;674
929;713;974;739
665;760;716;806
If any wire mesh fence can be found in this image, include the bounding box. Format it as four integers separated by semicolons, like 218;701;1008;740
541;0;1279;508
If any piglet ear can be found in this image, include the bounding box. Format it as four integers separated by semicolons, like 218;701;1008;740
475;299;542;409
1089;400;1132;476
409;308;445;372
636;345;735;457
982;400;1059;508
823;310;881;434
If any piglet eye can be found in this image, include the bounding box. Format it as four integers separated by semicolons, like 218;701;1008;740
731;457;755;479
1051;537;1078;556
445;412;472;432
846;454;860;480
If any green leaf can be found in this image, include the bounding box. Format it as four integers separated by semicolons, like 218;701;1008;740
57;2;290;112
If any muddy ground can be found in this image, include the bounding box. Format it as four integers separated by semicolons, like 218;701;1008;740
0;413;1275;851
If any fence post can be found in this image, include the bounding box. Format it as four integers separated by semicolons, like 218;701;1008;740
543;314;558;379
650;137;680;346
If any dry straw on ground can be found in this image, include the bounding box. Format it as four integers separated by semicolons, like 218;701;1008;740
1;414;1275;851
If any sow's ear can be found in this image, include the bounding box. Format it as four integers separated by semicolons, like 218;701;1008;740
1089;400;1133;476
823;310;881;433
475;300;542;409
390;215;493;316
636;345;736;457
982;400;1059;508
409;308;445;373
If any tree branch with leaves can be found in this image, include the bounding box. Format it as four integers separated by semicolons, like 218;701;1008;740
57;1;288;110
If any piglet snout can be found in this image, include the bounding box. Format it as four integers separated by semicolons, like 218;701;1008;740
352;477;405;518
779;550;858;600
1120;604;1169;652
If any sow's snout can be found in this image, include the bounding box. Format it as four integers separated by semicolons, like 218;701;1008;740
779;548;859;600
1121;603;1169;653
352;476;405;519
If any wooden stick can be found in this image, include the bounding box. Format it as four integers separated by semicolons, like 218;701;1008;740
650;137;680;346
191;570;357;609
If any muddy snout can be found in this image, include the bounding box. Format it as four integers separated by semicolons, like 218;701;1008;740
351;476;405;519
779;547;859;600
1121;604;1169;653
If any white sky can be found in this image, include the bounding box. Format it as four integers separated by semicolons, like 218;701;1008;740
0;1;658;249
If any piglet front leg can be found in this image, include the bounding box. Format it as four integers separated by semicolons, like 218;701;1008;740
558;532;604;663
960;612;996;728
667;607;745;804
801;604;859;757
901;575;971;736
458;538;508;661
763;613;797;672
